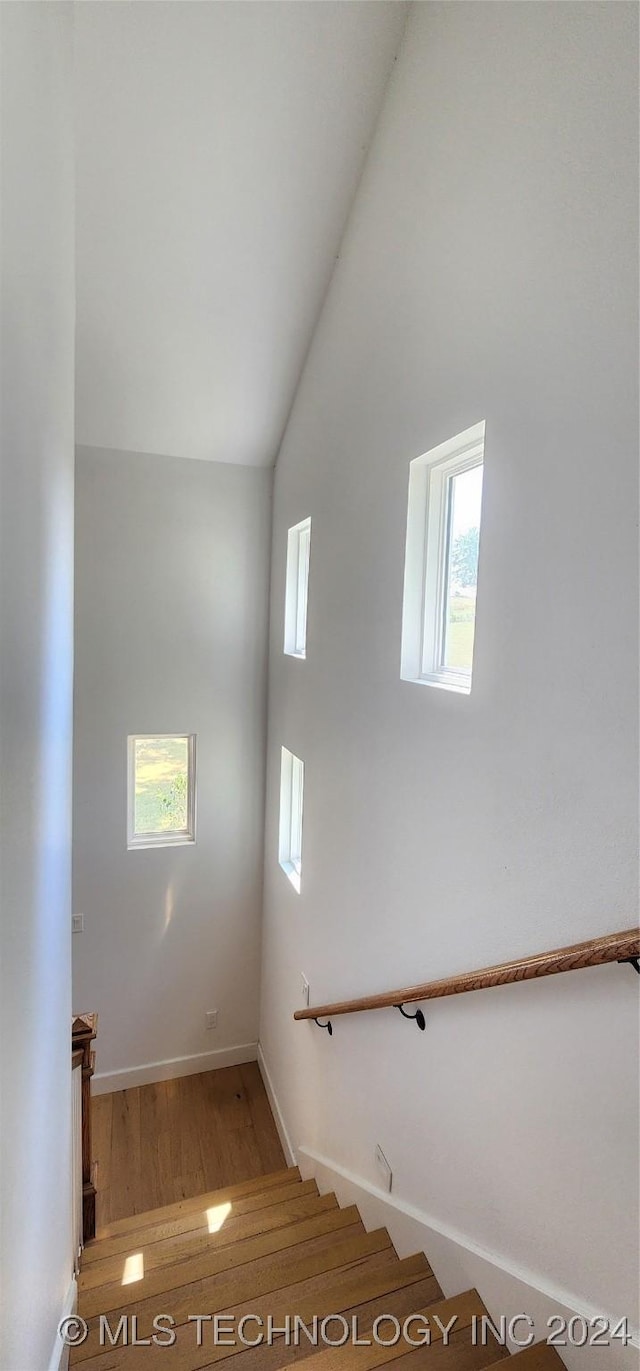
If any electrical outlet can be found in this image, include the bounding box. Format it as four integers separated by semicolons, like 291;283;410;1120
375;1144;392;1193
205;1010;218;1030
72;913;84;933
301;973;310;1007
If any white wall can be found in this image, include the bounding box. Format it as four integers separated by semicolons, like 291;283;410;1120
260;0;639;1347
74;1;407;467
73;449;271;1089
0;4;75;1367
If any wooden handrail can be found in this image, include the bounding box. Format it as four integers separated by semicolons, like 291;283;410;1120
293;928;639;1024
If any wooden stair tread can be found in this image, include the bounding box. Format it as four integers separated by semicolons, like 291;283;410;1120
73;1228;397;1362
72;1252;432;1369
221;1274;446;1371
290;1290;490;1369
95;1169;301;1241
382;1343;505;1371
79;1192;338;1292
79;1205;364;1318
83;1180;317;1263
485;1348;564;1368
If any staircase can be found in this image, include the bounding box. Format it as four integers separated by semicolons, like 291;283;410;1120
72;1167;563;1370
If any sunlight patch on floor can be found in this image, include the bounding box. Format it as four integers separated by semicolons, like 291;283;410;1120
206;1201;232;1233
121;1252;144;1285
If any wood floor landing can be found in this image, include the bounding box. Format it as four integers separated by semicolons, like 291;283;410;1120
92;1063;286;1228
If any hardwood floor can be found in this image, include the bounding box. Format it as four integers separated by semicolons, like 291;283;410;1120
92;1063;286;1229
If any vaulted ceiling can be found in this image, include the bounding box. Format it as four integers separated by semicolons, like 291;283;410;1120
75;1;406;467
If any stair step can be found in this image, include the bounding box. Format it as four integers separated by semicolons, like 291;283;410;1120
83;1179;317;1264
228;1274;446;1371
95;1169;301;1241
79;1191;337;1293
291;1289;500;1368
73;1227;395;1363
486;1347;564;1368
80;1205;364;1319
383;1343;505;1370
72;1251;432;1369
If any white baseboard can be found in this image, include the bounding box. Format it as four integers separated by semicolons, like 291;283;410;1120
92;1042;258;1094
256;1044;296;1167
299;1147;639;1371
47;1277;77;1371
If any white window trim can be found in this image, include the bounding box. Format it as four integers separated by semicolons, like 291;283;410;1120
284;518;311;658
279;746;304;892
127;733;197;850
400;421;485;695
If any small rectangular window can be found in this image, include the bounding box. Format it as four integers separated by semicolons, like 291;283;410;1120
127;734;196;849
284;518;311;658
401;421;485;694
279;746;304;891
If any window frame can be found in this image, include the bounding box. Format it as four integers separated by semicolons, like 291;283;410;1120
279;746;304;892
400;421;485;695
284;518;311;658
127;733;197;850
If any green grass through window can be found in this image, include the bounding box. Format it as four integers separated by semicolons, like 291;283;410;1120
134;736;189;834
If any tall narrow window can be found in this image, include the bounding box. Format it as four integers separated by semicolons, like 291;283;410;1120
284;518;311;658
400;421;485;693
279;746;304;891
127;735;196;848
